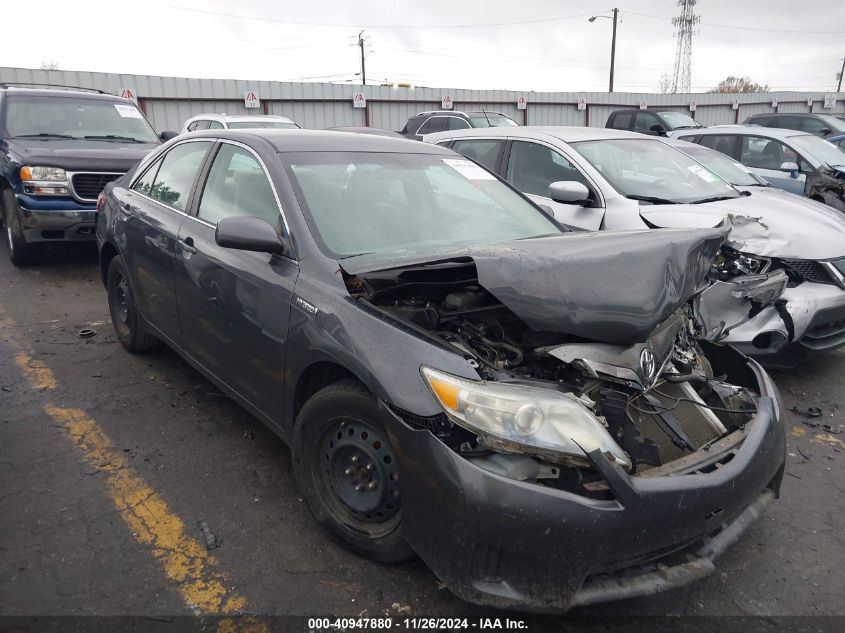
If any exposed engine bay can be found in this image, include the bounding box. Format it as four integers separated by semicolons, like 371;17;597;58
344;260;761;497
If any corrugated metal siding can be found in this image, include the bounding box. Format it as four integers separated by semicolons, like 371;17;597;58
2;66;843;134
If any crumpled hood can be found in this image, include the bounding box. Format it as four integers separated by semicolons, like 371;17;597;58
5;138;158;172
343;228;727;345
639;188;845;259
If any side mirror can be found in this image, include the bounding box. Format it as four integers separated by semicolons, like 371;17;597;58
779;161;800;177
649;124;667;136
549;181;591;205
215;216;287;255
818;128;831;136
159;130;179;142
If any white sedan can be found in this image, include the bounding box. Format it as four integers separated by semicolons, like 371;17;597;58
424;126;845;363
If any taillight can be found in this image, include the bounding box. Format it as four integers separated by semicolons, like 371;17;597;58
96;192;107;213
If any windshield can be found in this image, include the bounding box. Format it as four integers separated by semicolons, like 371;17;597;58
789;134;845;167
572;138;739;204
227;120;299;129
659;111;700;129
284;152;558;258
4;95;159;143
467;113;519;128
681;145;766;186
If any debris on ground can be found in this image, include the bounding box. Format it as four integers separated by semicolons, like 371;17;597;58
197;520;221;550
243;429;256;440
77;328;96;338
791;406;822;418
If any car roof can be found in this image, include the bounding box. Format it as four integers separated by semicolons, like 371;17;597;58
188;113;294;122
0;87;125;101
184;129;455;153
678;125;810;140
424;125;644;144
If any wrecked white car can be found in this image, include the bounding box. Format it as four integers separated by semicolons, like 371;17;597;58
424;127;845;364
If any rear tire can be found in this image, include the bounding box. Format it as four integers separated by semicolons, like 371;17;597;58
2;189;43;266
106;255;160;352
292;380;414;563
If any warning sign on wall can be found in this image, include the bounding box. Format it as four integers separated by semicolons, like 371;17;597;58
244;91;260;109
120;88;137;104
353;92;367;108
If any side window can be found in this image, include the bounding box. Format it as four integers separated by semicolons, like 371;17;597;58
698;134;739;158
198;144;280;229
634;112;658;134
448;117;471;130
145;141;212;210
208;120;225;130
800;118;830;135
415;118;433;135
507;141;591;199
611;112;632;130
187;121;198;132
452;139;504;172
426;117;449;134
193;120;211;131
740;136;799;170
132;158;163;197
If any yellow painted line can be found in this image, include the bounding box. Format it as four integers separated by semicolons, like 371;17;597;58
45;406;248;615
811;433;845;450
789;425;807;438
13;351;58;390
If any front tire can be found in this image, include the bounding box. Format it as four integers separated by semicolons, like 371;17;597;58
106;255;160;352
2;189;42;266
292;380;414;563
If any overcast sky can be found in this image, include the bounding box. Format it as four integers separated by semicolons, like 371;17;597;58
3;0;843;92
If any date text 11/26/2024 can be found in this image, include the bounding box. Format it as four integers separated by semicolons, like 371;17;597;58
307;618;529;630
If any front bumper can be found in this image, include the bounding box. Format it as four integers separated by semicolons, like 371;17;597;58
16;205;97;243
385;359;785;612
724;282;845;356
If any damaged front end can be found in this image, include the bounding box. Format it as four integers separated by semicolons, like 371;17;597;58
340;230;785;610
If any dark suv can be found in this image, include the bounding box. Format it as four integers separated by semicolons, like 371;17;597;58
0;85;163;265
743;113;845;139
606;108;702;136
399;110;518;140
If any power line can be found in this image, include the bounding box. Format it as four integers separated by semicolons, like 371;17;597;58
625;10;843;34
153;3;600;29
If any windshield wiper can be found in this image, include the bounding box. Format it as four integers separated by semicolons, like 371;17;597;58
15;133;77;139
689;195;739;204
83;134;146;143
626;194;679;204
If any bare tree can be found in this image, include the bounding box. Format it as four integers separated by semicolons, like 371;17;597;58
40;61;60;70
708;76;769;93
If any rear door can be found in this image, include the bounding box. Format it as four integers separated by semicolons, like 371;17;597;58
174;140;298;422
739;135;807;194
120;140;213;342
503;139;604;229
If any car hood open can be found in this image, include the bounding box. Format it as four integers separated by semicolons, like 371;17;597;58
639;189;845;259
341;228;727;345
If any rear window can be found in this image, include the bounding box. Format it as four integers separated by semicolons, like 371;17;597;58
609;112;632;130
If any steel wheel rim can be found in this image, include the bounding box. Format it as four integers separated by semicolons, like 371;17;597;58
113;275;130;324
321;419;401;523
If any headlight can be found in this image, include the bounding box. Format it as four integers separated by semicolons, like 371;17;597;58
421;366;631;470
20;166;67;182
19;166;69;196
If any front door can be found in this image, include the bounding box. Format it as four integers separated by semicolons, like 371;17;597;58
174;142;298;422
118;140;213;341
504;140;604;230
739;135;807;195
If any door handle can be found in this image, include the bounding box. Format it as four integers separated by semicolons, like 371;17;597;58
178;237;198;254
119;202;131;215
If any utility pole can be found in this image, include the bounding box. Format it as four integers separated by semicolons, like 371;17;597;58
838;55;844;93
609;8;617;93
358;30;367;86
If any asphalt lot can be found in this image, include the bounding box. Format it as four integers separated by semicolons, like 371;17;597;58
1;241;844;623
